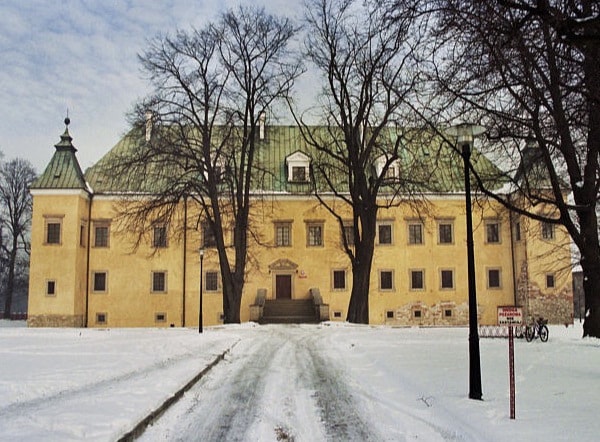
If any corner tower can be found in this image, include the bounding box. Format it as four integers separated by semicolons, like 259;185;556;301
28;118;92;327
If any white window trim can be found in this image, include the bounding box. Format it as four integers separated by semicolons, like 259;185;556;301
285;151;310;183
377;221;394;245
379;269;395;291
151;271;168;293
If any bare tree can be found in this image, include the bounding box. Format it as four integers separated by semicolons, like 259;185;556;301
0;157;36;318
429;1;600;337
301;0;429;323
103;6;302;323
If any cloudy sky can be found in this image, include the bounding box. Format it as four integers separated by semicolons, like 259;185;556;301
0;0;305;173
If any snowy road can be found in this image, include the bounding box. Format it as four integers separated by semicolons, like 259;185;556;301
140;325;379;441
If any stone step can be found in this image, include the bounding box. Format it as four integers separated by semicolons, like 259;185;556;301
261;300;318;324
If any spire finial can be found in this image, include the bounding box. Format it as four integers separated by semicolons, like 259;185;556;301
65;109;70;127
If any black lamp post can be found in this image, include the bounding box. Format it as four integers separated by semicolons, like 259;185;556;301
199;248;204;334
448;122;486;401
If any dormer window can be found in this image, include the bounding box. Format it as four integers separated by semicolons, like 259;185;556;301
286;151;310;183
374;155;400;181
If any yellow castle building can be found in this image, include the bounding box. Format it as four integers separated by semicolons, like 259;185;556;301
27;119;573;328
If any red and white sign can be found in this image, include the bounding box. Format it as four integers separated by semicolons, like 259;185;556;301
498;306;523;325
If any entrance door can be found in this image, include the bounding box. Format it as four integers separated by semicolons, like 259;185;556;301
275;274;292;299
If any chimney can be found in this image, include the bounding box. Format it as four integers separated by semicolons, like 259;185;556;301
145;110;153;142
259;111;266;140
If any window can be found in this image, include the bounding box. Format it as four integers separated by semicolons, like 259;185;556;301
541;222;555;240
275;222;292;247
46;280;56;296
414;310;422;318
408;223;423;245
152;271;167;293
386;310;395;319
80;223;86;247
486;221;500;243
93;272;107;293
343;224;355;246
205;271;219;292
379;270;394;290
333;311;343;318
444;309;453;318
438;222;453;244
94;223;110;247
286;151;310;183
155;313;167;323
153;224;167;248
292;166;307;182
96;313;107;325
487;268;501;288
332;269;347;290
515;221;521;241
410;270;424;290
46;221;61;244
546;273;555;289
378;223;393;245
307;223;323;247
202;222;216;248
440;269;454;289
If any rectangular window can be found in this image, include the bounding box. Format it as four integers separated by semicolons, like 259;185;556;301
93;272;107;293
515;221;521;241
378;223;393;245
332;269;347;290
46;280;56;296
438;222;453;244
80;223;86;247
96;312;107;325
379;270;394;290
410;270;424;290
155;313;167;323
487;268;501;288
440;269;454;289
94;224;109;248
307;223;323;247
386;310;395;319
343;224;355;246
444;309;453;318
408;223;423;245
541;222;555;240
414;310;422;318
292;166;307;182
275;222;292;247
205;271;219;292
202;222;216;248
486;221;500;243
46;222;61;244
152;271;167;293
546;273;555;289
153;224;167;248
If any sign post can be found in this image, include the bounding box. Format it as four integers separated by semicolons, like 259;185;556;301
498;306;523;420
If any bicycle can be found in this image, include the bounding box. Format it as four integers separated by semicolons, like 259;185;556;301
525;317;549;342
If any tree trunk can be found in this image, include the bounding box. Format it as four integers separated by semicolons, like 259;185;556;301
347;260;371;324
581;243;600;338
2;237;17;318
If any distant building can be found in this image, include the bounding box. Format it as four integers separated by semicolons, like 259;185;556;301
27;120;573;327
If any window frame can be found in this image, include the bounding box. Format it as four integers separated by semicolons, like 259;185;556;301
485;220;501;244
541;221;555;240
377;222;393;245
342;223;355;247
410;269;425;290
440;269;455;290
92;271;108;293
437;221;454;245
379;269;394;291
487;268;502;289
408;222;424;245
93;222;110;248
274;221;292;247
306;222;324;247
44;216;63;245
332;269;347;291
546;273;556;289
205;271;220;292
202;222;217;248
46;279;56;296
96;312;107;325
151;271;168;293
153;224;168;248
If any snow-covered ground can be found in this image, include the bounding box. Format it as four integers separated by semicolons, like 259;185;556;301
0;320;598;441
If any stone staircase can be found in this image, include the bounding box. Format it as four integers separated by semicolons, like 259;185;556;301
259;299;320;324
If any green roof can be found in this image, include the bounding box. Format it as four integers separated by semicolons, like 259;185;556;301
31;123;88;191
83;124;505;195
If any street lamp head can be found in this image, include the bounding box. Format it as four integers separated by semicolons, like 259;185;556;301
447;123;486;145
199;248;204;257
